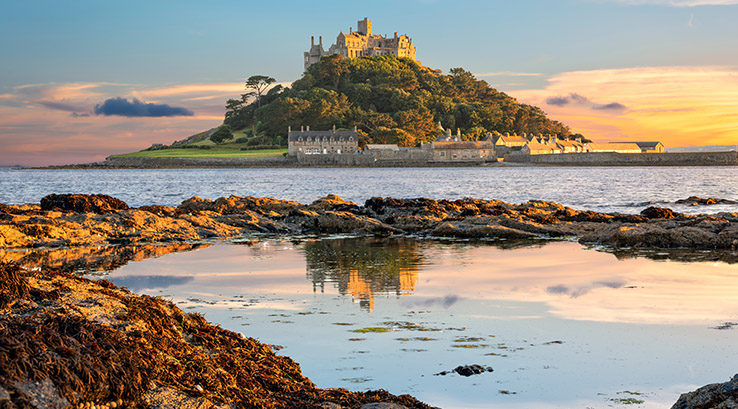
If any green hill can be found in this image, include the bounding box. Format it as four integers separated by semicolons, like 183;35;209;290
225;54;570;147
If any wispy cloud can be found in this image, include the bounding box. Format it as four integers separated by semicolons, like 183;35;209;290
0;81;245;166
511;65;738;147
475;71;543;77
545;93;627;111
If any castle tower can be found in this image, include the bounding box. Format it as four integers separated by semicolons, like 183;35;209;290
357;17;372;35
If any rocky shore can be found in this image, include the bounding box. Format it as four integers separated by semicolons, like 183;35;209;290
2;193;738;408
2;193;738;253
0;263;432;409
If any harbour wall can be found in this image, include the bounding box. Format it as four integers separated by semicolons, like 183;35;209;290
504;151;738;166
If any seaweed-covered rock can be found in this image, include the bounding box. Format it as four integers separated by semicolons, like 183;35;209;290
40;193;129;214
640;206;678;219
0;264;434;409
671;374;738;409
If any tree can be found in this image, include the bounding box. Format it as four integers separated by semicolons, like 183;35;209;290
244;75;276;107
210;125;233;144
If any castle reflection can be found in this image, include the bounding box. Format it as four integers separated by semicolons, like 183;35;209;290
304;237;421;312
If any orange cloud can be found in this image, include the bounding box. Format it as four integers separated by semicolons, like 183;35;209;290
511;66;738;148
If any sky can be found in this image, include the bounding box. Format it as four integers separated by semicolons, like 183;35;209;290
1;0;738;166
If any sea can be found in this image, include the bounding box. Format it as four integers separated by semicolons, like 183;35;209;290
3;166;738;408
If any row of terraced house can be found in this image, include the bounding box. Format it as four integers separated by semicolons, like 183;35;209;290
286;126;665;165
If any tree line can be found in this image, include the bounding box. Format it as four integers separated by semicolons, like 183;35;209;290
224;55;573;147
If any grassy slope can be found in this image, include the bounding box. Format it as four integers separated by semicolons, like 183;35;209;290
110;148;286;159
112;129;287;159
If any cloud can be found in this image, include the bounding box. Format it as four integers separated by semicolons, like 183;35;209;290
37;100;86;112
545;93;627;111
403;295;461;308
475;71;543;78
0;81;242;166
547;280;627;298
511;65;738;148
94;97;194;117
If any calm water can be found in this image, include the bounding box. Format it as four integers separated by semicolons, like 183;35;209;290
4;167;738;407
2;166;738;214
31;238;728;409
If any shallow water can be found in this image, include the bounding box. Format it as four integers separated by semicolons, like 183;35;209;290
67;237;738;409
2;166;738;214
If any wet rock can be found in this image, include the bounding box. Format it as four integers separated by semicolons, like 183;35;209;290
361;404;409;409
0;263;434;409
435;364;494;377
454;364;494;377
671;374;738;409
676;196;737;205
640;206;678;219
40;193;129;214
14;378;70;409
145;385;231;409
430;221;537;239
309;194;361;212
307;211;399;235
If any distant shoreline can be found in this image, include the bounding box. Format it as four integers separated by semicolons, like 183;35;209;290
29;150;738;169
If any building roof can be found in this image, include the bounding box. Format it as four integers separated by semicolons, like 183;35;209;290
632;142;664;148
525;142;560;152
288;130;357;142
587;142;641;151
556;140;584;148
496;136;528;145
433;141;493;150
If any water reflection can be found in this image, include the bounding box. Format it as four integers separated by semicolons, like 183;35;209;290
304;237;422;311
0;242;209;273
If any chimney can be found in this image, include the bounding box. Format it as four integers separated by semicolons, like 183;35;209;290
457;128;461;138
332;124;336;133
319;36;322;46
354;125;357;132
301;126;304;132
288;125;292;133
306;125;310;131
311;36;314;47
394;32;398;39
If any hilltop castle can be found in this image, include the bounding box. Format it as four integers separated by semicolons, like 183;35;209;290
304;17;417;71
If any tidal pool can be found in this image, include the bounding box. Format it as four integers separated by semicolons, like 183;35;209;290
62;237;738;408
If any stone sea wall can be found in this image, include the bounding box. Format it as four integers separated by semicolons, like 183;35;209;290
504;151;738;166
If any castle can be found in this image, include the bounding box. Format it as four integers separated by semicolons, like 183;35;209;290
304;18;417;72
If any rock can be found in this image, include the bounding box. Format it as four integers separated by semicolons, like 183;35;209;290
14;378;70;409
641;206;678;219
361;404;409;409
435;364;494;377
309;194;361;212
671;374;738;409
320;403;343;409
0;263;434;409
40;194;129;214
454;364;494;377
676;196;738;205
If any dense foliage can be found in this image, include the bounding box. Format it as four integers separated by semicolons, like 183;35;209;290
225;55;570;147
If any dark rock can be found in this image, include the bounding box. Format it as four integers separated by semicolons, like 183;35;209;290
671;374;738;409
454;364;494;377
40;193;129;214
676;196;738;205
361;403;409;409
640;206;678;219
309;194;361;212
435;364;494;377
